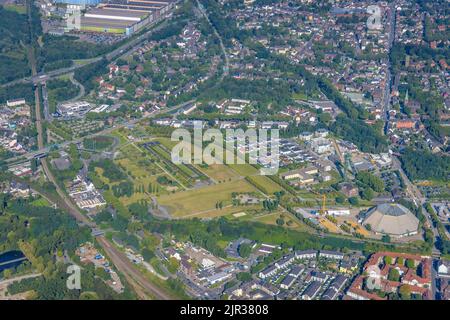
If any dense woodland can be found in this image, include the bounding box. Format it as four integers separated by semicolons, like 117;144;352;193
400;148;450;182
0;6;31;84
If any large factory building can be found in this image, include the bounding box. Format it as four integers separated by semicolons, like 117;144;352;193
74;0;177;35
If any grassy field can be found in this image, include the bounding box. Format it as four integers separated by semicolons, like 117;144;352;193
30;197;51;207
154;137;177;149
198;164;240;182
83;135;115;151
252;211;311;232
157;179;258;217
246;175;283;194
184;205;261;219
3;4;26;14
227;163;283;195
228;164;259;176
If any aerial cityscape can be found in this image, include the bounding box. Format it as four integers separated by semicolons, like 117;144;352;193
0;0;449;305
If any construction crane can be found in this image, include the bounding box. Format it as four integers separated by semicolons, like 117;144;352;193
310;189;327;215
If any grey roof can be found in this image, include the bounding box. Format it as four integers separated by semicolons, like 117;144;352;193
321;287;338;300
295;249;317;256
311;271;328;280
374;203;411;217
260;265;278;276
281;275;296;287
319;250;344;257
303;281;321;299
330;275;347;290
363;203;419;236
290;265;305;277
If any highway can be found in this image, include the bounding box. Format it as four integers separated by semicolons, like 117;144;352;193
1;7;176;88
392;156;441;256
6;99;194;165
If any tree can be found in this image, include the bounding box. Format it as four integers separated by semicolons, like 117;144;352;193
238;243;252;258
80;291;100;300
384;256;393;265
276;218;285;226
405;259;415;269
349;197;359;205
236;272;252;282
356;172;385;193
400;148;450;182
360;187;374;201
2;268;12;279
141;248;155;262
335;195;345;204
318;112;332;124
388;268;400;282
382;234;391;243
399;285;411;300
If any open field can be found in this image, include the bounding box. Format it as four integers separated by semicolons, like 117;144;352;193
153;137;177;149
344;220;371;237
3;4;26;14
246;175;283;194
183;204;261;219
252;211;312;232
228;163;259;176
156;179;258;217
83;135;115;151
30;197;51;207
198;164;240;182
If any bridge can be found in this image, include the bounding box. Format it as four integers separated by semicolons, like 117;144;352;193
0;256;27;267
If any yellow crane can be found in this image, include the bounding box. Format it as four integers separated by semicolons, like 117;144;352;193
310;189;327;215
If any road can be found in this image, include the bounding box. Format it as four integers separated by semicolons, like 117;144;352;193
0;273;42;287
25;2;175;300
383;4;442;257
392;156;441;256
1;6;177;88
382;2;396;131
6;99;194;164
66;72;85;102
196;0;230;78
97;237;173;300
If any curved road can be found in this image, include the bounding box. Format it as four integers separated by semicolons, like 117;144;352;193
196;0;230;79
25;1;174;300
1;8;175;88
